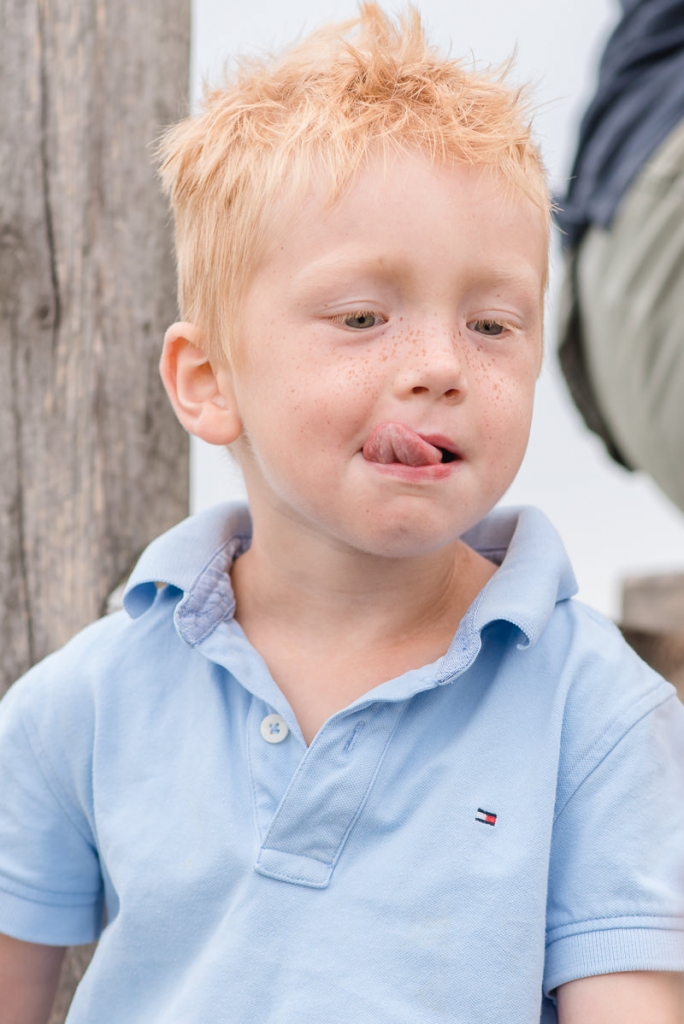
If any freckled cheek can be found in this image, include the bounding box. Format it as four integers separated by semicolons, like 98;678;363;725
301;346;394;421
477;375;535;445
249;368;372;454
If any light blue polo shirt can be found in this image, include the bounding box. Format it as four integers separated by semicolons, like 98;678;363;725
0;503;683;1024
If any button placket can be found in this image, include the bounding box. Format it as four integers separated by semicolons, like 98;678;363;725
255;701;406;888
247;698;305;845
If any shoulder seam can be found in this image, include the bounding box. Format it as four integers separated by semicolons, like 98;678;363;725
554;687;677;823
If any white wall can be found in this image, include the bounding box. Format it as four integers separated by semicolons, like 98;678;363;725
189;0;684;617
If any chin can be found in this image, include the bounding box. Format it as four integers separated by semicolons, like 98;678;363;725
346;518;468;560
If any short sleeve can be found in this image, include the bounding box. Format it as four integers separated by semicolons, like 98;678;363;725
544;693;684;994
0;675;104;945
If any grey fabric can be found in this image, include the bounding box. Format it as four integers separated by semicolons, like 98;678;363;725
568;120;684;511
556;255;633;470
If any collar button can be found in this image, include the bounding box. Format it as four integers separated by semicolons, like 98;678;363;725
260;713;289;744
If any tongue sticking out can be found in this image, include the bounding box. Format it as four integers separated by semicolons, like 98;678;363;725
363;422;443;467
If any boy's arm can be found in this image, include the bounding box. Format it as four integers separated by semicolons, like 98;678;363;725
557;970;684;1023
0;933;65;1024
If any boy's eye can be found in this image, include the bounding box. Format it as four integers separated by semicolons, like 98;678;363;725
467;319;506;337
338;311;386;330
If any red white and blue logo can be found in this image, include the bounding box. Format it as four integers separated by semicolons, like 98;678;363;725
475;808;497;826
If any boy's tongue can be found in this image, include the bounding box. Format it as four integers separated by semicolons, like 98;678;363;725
363;422;442;467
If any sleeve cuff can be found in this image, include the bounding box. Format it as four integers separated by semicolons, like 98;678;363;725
544;926;684;995
0;883;103;946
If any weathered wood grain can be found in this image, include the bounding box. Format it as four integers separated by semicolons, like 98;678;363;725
0;0;191;695
0;0;191;1018
620;625;684;701
48;943;98;1024
621;571;684;702
622;571;684;637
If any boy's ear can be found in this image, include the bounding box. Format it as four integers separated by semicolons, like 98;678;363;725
160;322;242;445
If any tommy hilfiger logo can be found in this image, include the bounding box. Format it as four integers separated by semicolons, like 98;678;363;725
475;808;497;826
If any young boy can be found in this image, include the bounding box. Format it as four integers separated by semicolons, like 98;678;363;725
0;6;683;1022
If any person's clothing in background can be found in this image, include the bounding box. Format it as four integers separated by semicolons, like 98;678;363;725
555;0;684;511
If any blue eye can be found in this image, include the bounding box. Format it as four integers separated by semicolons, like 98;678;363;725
343;312;384;329
468;319;505;336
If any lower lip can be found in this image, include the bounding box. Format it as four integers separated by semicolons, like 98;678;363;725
363;458;462;482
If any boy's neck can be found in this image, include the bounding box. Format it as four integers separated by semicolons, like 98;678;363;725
232;527;491;637
230;512;496;743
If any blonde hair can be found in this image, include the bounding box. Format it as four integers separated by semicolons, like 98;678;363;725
158;3;549;364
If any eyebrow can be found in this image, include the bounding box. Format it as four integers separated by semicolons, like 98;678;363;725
290;253;399;288
291;251;543;300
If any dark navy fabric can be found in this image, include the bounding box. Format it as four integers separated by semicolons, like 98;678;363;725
555;0;684;249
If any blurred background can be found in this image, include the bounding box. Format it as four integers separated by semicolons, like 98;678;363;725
190;0;684;619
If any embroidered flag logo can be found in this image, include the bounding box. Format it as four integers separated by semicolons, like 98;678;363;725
475;808;497;826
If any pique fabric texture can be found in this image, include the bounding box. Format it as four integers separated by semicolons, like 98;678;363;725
0;503;683;1023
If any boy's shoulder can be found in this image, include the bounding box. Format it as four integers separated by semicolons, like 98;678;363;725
8;502;252;697
463;505;680;780
0;505;254;838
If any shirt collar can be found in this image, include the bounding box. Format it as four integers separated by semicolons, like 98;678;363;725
462;504;577;644
123;502;577;653
123;502;252;622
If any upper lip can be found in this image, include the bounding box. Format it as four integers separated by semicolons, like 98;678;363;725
417;433;463;459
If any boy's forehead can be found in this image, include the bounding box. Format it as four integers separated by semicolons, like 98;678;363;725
273;150;543;226
256;151;548;296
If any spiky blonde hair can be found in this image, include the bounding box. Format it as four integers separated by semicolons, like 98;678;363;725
158;4;548;364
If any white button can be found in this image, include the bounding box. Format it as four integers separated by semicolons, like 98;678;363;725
260;713;289;744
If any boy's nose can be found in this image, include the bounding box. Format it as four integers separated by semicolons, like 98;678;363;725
394;328;467;402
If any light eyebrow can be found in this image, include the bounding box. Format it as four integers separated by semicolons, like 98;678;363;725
286;248;545;307
460;260;546;300
290;251;404;290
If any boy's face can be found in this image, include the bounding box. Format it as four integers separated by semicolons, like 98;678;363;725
220;151;546;558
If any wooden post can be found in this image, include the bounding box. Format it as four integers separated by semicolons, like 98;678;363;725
0;0;190;687
0;0;191;1016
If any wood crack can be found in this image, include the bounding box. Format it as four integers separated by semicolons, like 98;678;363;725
9;324;35;666
37;0;61;351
